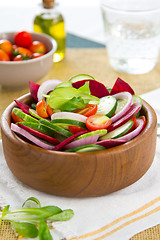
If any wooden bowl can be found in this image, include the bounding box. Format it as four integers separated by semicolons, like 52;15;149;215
1;94;157;197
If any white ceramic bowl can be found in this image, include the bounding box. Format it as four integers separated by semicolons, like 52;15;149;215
0;32;57;89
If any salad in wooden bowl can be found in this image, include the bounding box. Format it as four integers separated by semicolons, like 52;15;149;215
1;74;157;197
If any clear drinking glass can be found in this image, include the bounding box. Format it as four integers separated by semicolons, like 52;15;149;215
101;0;160;74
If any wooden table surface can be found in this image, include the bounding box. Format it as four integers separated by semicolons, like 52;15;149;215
0;48;160;137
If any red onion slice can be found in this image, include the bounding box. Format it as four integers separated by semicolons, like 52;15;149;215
51;112;87;123
111;92;132;123
11;123;55;150
118;118;144;141
97;139;126;148
53;130;88;151
37;79;62;101
108;103;141;132
64;135;99;150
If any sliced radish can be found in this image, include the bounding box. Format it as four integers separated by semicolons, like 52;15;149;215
111;92;132;123
18;123;60;145
97;139;126;148
29;81;40;102
117;118;144;141
108;103;141;132
11;123;55;150
37;79;62;102
72;79;109;98
14;100;31;115
53;130;88;151
64;135;99;150
110;77;135;95
51;112;87;123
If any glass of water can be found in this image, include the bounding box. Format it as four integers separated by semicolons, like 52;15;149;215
101;0;160;74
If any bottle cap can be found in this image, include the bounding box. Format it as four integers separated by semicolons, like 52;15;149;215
43;0;54;9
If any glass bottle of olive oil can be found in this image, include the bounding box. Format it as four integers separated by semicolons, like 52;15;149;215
33;0;66;62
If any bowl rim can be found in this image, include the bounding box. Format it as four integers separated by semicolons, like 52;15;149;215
1;93;157;156
0;31;57;65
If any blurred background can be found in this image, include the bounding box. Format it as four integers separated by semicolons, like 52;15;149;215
0;0;105;44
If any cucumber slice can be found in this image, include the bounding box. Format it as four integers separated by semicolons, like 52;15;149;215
75;129;107;140
29;109;46;120
68;74;95;83
115;99;127;114
132;95;142;118
19;122;56;138
39;119;73;137
51;119;86;128
100;119;133;140
107;87;112;93
97;96;117;117
65;144;106;152
31;103;36;110
12;108;38;123
132;95;143;106
55;82;72;88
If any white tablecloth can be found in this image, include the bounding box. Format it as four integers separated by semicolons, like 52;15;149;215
0;89;160;240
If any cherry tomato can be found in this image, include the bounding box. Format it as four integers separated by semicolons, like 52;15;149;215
29;41;47;54
69;125;86;134
0;49;10;61
11;111;24;123
13;55;24;61
14;31;32;48
0;39;12;56
47;104;54;117
13;47;32;58
74;104;97;117
31;53;44;59
36;99;49;118
86;114;112;131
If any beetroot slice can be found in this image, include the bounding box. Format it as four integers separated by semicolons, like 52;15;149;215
18;123;60;145
97;139;126;148
72;79;109;98
14;100;31;115
110;78;135;95
53;130;88;151
29;81;40;102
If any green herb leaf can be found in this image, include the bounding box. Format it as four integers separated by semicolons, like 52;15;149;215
39;220;53;240
0;205;10;225
48;85;99;111
60;96;85;111
48;209;74;222
48;87;78;110
11;206;62;219
78;81;90;95
22;197;41;209
12;222;38;238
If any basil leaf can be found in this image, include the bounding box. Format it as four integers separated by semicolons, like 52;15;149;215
22;197;41;208
48;209;74;222
60;96;86;111
39;220;53;240
12;222;38;238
